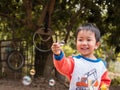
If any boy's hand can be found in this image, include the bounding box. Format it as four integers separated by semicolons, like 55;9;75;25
51;42;62;55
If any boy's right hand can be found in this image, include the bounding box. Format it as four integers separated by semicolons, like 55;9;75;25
51;42;62;55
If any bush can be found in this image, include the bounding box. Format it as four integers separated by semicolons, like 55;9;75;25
111;77;120;86
62;45;75;57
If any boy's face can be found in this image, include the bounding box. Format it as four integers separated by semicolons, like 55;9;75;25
76;30;100;58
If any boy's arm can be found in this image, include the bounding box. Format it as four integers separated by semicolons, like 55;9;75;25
53;51;74;80
100;71;111;89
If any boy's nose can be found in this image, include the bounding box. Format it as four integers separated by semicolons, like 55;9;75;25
82;40;87;45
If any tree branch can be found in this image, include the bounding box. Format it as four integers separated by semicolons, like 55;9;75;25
37;0;55;27
23;0;34;29
64;9;82;43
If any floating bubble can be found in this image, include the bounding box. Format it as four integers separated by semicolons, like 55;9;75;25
22;75;32;86
30;69;36;76
59;41;65;46
49;78;55;86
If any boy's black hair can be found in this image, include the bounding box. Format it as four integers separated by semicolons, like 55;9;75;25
76;23;101;42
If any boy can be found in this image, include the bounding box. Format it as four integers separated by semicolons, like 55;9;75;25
51;23;111;90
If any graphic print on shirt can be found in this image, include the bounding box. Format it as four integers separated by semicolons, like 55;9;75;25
76;68;99;90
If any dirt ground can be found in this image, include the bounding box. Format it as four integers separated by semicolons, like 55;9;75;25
0;77;68;90
0;76;120;90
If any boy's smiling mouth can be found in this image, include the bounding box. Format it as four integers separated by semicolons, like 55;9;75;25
81;47;89;50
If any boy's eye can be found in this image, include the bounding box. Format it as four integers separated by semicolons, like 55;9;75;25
77;38;93;42
87;39;91;41
78;39;82;41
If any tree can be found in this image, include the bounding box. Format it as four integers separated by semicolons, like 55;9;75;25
105;0;120;55
0;0;120;79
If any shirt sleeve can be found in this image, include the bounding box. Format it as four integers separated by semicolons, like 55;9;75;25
99;71;111;88
53;51;74;80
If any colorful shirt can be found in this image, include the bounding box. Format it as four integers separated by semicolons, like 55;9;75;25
53;51;111;90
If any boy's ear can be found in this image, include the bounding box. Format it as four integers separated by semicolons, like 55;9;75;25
95;42;100;49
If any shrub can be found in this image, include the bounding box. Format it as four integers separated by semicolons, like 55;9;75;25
111;77;120;86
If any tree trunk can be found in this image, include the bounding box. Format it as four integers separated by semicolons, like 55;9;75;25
34;37;53;78
34;47;50;77
43;52;54;79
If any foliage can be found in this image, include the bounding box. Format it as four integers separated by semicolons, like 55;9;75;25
0;0;119;49
62;44;75;57
111;77;120;86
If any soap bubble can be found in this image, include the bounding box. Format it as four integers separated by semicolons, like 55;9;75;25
22;75;32;86
49;78;55;86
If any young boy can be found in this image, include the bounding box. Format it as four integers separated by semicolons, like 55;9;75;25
51;23;111;90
